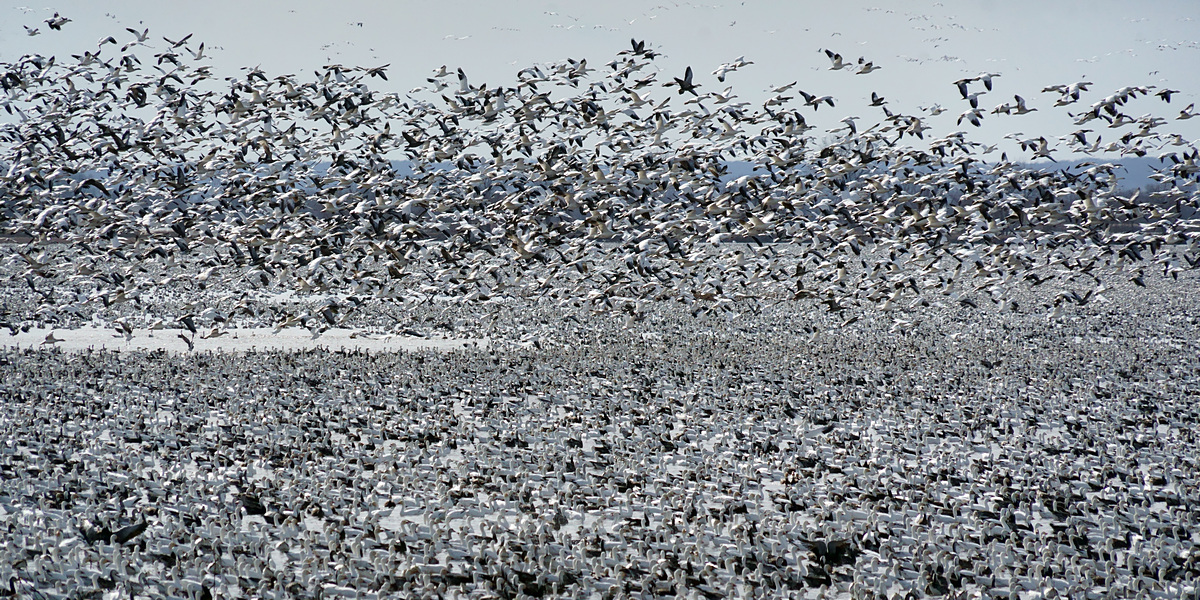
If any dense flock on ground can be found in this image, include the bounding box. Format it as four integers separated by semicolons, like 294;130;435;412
2;276;1199;599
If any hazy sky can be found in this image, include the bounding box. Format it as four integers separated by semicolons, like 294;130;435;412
2;1;1198;155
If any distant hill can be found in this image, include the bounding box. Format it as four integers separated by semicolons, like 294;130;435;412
1023;155;1167;193
378;156;1168;194
57;156;1166;196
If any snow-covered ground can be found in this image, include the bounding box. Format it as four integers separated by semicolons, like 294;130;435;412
1;326;487;353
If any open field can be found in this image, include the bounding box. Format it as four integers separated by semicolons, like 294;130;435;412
2;269;1199;599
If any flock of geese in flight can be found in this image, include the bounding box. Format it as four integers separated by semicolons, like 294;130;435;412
2;18;1199;334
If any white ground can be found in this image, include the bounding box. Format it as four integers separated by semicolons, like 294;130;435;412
2;327;488;353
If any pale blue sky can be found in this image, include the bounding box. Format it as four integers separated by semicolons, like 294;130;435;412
2;1;1198;155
